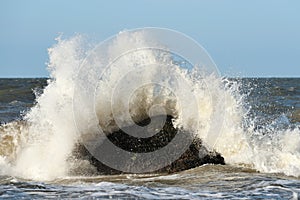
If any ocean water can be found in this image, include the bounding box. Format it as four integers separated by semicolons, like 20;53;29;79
0;77;299;199
0;31;300;199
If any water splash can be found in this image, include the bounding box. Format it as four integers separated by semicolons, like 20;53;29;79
0;30;299;180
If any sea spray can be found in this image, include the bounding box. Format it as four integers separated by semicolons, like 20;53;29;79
10;35;86;180
0;30;299;180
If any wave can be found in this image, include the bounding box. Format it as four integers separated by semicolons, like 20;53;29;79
0;29;299;180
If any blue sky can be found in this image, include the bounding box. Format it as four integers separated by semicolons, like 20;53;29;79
1;0;300;77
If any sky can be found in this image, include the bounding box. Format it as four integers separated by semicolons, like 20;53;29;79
0;0;300;77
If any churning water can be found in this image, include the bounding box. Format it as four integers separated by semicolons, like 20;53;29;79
0;30;299;199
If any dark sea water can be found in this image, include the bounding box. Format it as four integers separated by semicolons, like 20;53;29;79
0;78;299;199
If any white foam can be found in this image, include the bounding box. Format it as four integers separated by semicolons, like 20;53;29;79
0;31;299;180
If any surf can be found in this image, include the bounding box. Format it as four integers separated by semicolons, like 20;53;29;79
0;29;299;181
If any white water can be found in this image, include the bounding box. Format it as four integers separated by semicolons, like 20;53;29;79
0;30;299;180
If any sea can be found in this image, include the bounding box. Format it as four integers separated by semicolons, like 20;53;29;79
0;32;300;199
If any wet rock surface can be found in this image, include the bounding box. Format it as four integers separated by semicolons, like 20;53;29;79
74;115;225;175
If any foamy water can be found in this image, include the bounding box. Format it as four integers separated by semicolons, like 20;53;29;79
0;29;299;187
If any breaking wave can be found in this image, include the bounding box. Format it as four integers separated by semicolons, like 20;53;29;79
0;29;299;180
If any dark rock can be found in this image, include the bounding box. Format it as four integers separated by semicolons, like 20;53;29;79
73;115;225;175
